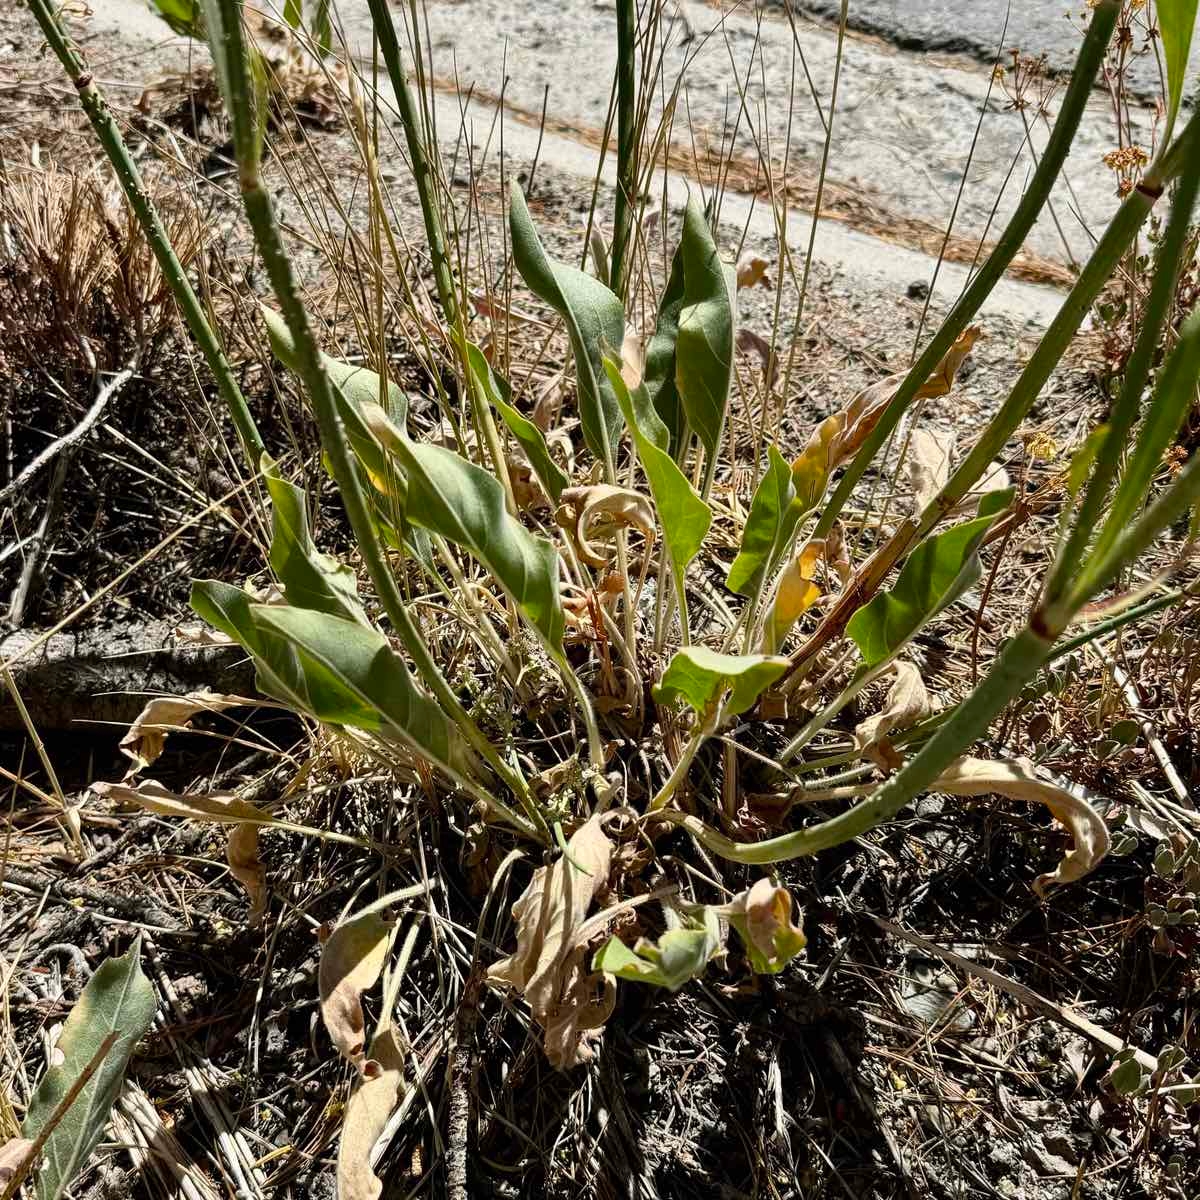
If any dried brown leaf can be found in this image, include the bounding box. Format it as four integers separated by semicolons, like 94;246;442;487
92;779;276;826
736;328;778;389
0;1138;34;1185
335;1027;405;1200
907;427;956;515
621;329;645;389
557;485;656;568
736;254;771;290
488;815;614;1068
933;756;1110;895
319;910;395;1073
226;823;267;927
120;691;258;773
855;660;931;770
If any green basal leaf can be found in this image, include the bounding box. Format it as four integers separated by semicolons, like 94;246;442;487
22;943;156;1200
846;511;1001;668
283;0;302;29
1157;0;1198;146
314;0;333;55
605;357;711;601
726;445;797;597
262;305;409;429
655;645;789;717
191;579;383;732
148;0;204;37
508;182;625;463
674;198;736;464
593;906;722;991
263;458;366;624
642;239;687;450
365;408;566;652
462;338;568;504
249;605;480;781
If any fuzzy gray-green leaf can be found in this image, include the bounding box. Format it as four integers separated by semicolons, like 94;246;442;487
264;459;366;624
249;605;479;781
508;182;625;463
463;338;568;504
366;409;565;652
674;199;736;463
655;646;789;717
21;944;156;1200
606;357;711;595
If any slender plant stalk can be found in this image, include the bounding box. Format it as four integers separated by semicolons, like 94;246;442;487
363;0;458;326
27;0;266;469
609;0;637;297
782;131;1183;684
206;0;544;838
812;0;1121;541
1055;124;1200;584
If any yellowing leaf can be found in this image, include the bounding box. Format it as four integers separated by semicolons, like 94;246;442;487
795;325;981;508
556;484;656;568
723;879;806;974
932;756;1110;895
119;691;258;773
761;541;824;653
319;911;395;1073
854;660;930;770
488;816;613;1068
336;1028;405;1200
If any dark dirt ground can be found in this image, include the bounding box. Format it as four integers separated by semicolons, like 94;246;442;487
2;5;1199;1200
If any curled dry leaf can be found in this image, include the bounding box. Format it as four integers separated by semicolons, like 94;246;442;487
723;879;807;974
92;778;275;825
556;484;656;568
824;521;852;587
319;910;395;1073
226;823;267;927
488;815;614;1068
120;691;258;773
854;660;931;770
736;254;771;290
796;328;984;487
95;779;278;924
908;427;956;515
336;1027;405;1200
736;327;778;390
932;756;1111;895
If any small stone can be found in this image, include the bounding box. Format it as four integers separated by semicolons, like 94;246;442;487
907;280;930;300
